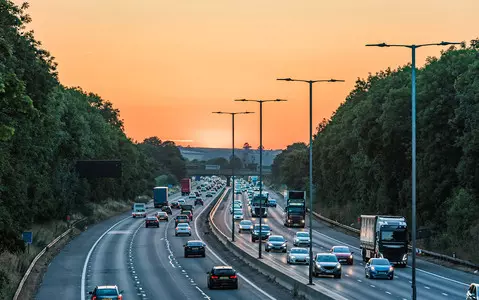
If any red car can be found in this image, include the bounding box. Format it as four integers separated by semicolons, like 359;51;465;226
330;246;354;265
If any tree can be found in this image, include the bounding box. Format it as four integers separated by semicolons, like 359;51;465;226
206;157;229;169
229;155;243;169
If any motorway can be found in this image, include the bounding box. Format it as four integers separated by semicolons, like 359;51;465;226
35;183;289;300
212;187;478;300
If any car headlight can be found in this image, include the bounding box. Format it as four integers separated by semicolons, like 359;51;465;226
282;242;287;246
301;220;305;223
290;256;296;260
349;255;353;259
389;266;394;272
268;243;273;246
336;263;341;269
370;266;375;271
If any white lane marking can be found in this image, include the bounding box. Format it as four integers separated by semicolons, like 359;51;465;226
81;216;131;299
357;279;362;282
129;221;147;298
424;286;430;289
385;291;392;295
442;292;448;296
269;187;472;287
370;284;375;288
107;230;132;235
195;190;277;300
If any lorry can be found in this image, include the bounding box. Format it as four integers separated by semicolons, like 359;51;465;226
153;187;168;208
283;190;306;228
132;203;147;218
180;178;192;196
360;215;409;266
250;194;268;217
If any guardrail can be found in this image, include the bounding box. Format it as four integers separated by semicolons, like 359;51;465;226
13;217;89;300
208;188;345;300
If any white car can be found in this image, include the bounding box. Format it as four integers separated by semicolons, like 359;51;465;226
293;231;311;247
287;247;310;265
233;209;244;221
233;200;243;208
238;220;253;233
178;199;186;205
175;223;192;236
230;204;241;214
189;193;196;199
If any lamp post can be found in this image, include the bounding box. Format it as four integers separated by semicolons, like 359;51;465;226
277;77;344;285
365;41;461;300
212;111;254;242
234;99;287;258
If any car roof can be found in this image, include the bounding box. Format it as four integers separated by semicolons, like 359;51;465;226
177;223;189;226
290;247;308;251
96;285;117;289
213;265;233;270
187;240;203;244
332;245;349;249
269;235;284;239
316;253;336;256
146;216;157;219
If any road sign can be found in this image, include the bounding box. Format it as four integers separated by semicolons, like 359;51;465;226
168;184;172;188
205;164;220;170
22;232;33;244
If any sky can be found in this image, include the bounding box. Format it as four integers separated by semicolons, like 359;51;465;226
16;0;479;149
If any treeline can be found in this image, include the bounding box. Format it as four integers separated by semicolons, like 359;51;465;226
0;1;186;254
272;40;479;262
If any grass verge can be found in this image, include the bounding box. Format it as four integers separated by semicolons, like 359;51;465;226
0;197;147;300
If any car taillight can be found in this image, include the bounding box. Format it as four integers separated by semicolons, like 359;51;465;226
118;295;123;300
211;275;219;279
92;296;97;300
230;275;237;279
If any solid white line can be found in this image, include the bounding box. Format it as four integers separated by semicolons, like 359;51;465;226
80;216;131;300
195;190;277;300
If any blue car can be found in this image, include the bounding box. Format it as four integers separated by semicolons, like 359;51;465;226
268;199;277;207
365;258;394;280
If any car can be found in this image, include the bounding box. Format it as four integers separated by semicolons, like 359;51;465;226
195;191;200;197
287;247;310;265
330;246;353;265
178;199;186;205
175;214;190;226
313;253;342;278
206;193;213;198
161;206;172;215
189;193;196;199
170;201;180;209
207;266;238;289
233;209;244;221
235;190;242;195
89;285;123;300
155;211;168;221
175;223;192;236
251;224;272;242
195;197;204;205
230;204;241;214
467;283;478;300
233;200;243;208
365;258;394;280
268;199;277;207
265;235;287;252
238;220;253;233
182;209;193;221
145;216;159;228
293;232;311;247
184;240;206;257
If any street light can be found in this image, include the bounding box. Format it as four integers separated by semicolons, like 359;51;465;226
212;111;254;242
365;40;462;300
277;77;344;285
234;98;287;258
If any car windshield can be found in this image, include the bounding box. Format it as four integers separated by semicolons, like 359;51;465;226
147;217;157;220
371;259;390;265
291;248;308;254
317;255;338;262
240;221;252;225
381;229;408;243
177;224;189;228
269;236;284;242
234;210;242;214
96;289;118;296
269;199;276;203
333;247;350;253
296;232;309;238
254;225;270;231
212;268;235;276
158;212;166;216
178;215;188;219
187;241;203;247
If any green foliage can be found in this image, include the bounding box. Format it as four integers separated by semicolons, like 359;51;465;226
206;157;229;168
0;0;185;259
229;155;243;169
273;40;479;262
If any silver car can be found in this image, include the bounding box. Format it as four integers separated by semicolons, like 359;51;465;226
265;235;287;253
175;223;192;236
293;231;311;247
238;220;253;233
287;247;310;265
233;209;244;220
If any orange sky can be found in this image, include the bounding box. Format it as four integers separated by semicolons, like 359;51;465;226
17;0;479;149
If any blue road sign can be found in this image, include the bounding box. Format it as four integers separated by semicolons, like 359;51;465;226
22;231;33;244
168;184;173;188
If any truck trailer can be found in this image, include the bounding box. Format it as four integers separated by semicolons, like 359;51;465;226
283;190;306;228
360;215;409;266
180;178;192;196
153;187;168;208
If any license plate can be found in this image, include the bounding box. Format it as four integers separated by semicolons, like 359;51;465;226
220;276;229;280
192;247;198;250
104;299;112;300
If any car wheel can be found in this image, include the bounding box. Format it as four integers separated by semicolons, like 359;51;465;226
189;233;191;236
389;275;394;280
234;283;238;289
175;233;178;236
287;258;290;264
202;253;205;257
282;249;287;253
184;253;188;258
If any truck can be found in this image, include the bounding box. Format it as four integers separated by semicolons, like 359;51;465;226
180;178;192;196
250;194;268;217
153;187;168;208
360;215;409;266
132;203;147;218
283;190;306;228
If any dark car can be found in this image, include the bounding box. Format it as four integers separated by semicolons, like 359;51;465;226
156;211;169;222
145;216;159;228
184;240;206;257
195;197;204;206
251;224;271;242
170;201;180;209
265;235;287;252
175;214;190;226
313;253;342;278
89;285;123;300
330;246;354;265
161;206;172;215
195;191;200;197
182;210;193;221
268;199;277;207
365;258;394;280
206;193;213;198
207;266;238;289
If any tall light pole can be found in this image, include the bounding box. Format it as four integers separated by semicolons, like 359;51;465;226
212;111;254;242
365;41;461;300
235;99;287;258
277;77;344;285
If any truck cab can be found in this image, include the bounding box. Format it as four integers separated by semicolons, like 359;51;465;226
132;203;147;218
